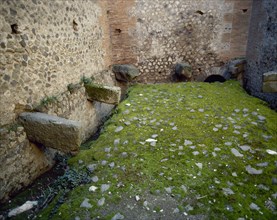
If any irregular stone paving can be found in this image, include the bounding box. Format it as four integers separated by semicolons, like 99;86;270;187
40;82;277;219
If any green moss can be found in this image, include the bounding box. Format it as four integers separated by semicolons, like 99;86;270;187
84;83;111;102
39;81;277;219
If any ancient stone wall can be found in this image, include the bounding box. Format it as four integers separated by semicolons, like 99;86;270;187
107;0;252;83
244;0;277;109
0;0;254;201
0;0;114;201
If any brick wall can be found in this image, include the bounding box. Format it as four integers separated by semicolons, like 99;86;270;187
221;0;252;60
106;0;253;83
106;0;137;64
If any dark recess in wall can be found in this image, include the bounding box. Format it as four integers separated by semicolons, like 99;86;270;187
11;23;20;34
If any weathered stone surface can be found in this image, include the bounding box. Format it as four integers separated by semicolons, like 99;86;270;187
244;0;277;109
175;63;192;81
263;71;277;82
85;83;121;105
263;81;277;93
112;64;140;82
19;112;82;154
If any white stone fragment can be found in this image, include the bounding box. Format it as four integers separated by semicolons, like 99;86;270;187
135;195;140;201
8;201;38;217
192;151;199;156
173;208;180;213
181;185;187;192
145;138;157;142
215;124;222;128
213;128;219;132
266;149;277;155
195;163;203;169
184;140;192;146
89;185;98;192
165;187;172;193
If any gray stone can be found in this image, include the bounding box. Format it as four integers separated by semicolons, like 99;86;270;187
256;162;268;167
175;63;192;80
112;64;140;82
249;202;260;211
80;198;92;208
239;145;251;151
92;176;99;182
8;201;38;217
19;112;81;154
97;197;105;206
115;126;124;132
231;148;243;157
165;187;172;194
245;165;263;174
87;164;97;172
101;184;110;192
85;83;121;105
272;177;277;185
222;188;235;196
111;213;124;220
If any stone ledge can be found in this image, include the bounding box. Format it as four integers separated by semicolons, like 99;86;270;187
84;83;121;105
19;112;82;154
263;71;277;82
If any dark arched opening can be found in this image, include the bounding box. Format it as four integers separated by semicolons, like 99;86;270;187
204;75;226;83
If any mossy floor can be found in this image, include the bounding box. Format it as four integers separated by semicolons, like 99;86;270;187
39;81;276;219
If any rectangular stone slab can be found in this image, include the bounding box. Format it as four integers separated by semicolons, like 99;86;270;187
84;83;121;104
263;71;277;82
262;81;277;93
19;112;82;154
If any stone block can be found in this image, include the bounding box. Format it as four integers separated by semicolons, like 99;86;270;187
19;112;82;154
263;81;277;93
263;71;277;82
84;83;121;105
175;63;192;80
112;64;140;82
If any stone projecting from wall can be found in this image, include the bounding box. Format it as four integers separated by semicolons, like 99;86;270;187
175;63;192;81
19;112;82;154
263;71;277;93
85;83;121;104
112;64;140;82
